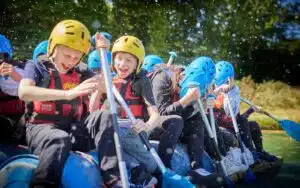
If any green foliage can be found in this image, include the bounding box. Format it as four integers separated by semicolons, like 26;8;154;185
237;76;300;129
237;76;300;109
0;0;299;84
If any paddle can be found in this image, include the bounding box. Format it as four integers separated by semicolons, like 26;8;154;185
112;86;196;188
240;97;300;142
186;82;235;188
225;95;256;183
208;95;218;145
96;32;129;188
167;51;177;67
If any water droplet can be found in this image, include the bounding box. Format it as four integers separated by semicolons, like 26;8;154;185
92;20;101;29
212;49;218;54
166;148;173;154
200;9;205;15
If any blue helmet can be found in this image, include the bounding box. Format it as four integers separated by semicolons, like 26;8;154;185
32;40;48;61
214;61;234;86
88;50;112;71
90;32;112;47
0;34;12;59
189;56;216;84
179;67;207;98
142;55;164;73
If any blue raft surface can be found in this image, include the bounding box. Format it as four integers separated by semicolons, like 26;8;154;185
0;145;103;188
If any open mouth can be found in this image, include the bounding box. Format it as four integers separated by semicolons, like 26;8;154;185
62;63;70;71
118;68;129;76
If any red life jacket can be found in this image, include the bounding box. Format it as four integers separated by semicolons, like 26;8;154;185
28;63;83;125
214;93;232;128
113;78;145;119
0;89;24;117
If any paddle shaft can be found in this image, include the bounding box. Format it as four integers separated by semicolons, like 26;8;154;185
240;97;279;121
225;95;249;167
112;86;167;173
209;107;218;145
167;56;175;66
98;48;129;188
196;98;228;176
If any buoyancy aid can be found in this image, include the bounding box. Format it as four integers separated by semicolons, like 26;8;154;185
0;89;24;118
28;61;83;125
0;60;26;119
214;94;233;127
113;77;145;119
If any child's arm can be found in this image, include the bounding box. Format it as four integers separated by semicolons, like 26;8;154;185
146;105;160;127
18;62;69;101
241;107;255;119
19;61;102;102
138;76;160;130
89;89;104;112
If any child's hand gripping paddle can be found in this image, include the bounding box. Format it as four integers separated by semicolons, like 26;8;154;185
112;86;196;188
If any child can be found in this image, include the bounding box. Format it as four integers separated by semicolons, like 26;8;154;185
148;55;225;187
213;61;277;169
89;36;184;187
18;20;121;188
0;34;26;145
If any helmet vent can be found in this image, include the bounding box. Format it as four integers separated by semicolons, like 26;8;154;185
81;32;85;39
125;37;128;42
66;32;75;35
133;42;139;48
66;25;74;28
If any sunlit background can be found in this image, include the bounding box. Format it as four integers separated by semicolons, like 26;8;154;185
1;0;299;186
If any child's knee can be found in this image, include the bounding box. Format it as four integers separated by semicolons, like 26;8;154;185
48;131;71;149
145;156;158;173
163;115;184;132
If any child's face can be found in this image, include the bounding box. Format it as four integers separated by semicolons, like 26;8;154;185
114;52;138;79
52;45;83;73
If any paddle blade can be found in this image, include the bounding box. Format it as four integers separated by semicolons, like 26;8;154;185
162;170;195;188
280;120;300;142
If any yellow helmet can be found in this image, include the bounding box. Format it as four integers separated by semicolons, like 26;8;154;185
112;36;145;74
48;19;91;56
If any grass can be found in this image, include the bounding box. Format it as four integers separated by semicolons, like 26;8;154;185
236;76;300;130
